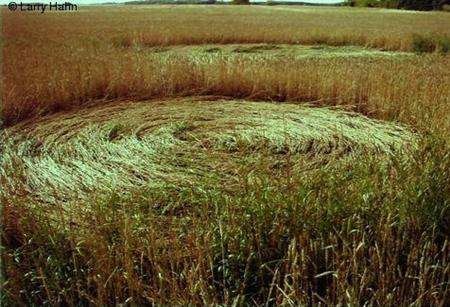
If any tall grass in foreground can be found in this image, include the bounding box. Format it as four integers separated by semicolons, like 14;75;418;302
2;132;450;305
2;6;450;306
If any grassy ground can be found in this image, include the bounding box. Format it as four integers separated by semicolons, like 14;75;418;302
150;43;415;58
2;98;415;204
2;5;450;306
2;5;450;126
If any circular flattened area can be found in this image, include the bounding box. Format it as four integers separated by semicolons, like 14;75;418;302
1;98;415;203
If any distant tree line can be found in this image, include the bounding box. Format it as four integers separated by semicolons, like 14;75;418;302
121;0;450;8
347;0;450;10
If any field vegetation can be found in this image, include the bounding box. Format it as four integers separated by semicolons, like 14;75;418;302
347;0;450;11
1;5;450;306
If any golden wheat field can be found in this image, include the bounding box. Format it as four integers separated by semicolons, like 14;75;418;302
1;4;450;306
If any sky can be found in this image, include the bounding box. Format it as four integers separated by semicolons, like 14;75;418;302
1;0;343;4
